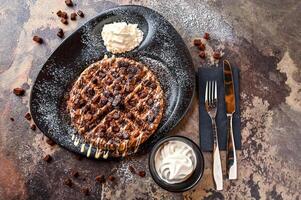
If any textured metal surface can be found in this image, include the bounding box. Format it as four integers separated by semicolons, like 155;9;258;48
0;0;300;199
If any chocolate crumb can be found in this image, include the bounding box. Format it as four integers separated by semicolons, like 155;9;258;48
33;36;43;44
65;0;73;7
61;18;68;25
138;171;146;177
63;178;72;187
81;187;89;196
13;88;25;96
71;170;79;178
10;117;14;121
46;138;56;146
70;13;77;21
193;39;202;46
57;28;64;38
128;165;136;174
56;10;63;17
61;12;68;19
108;175;115;182
25;112;31;121
30;124;36;131
95;175;105;183
213;52;221;59
43;154;52;163
199;51;206;59
77;10;84;18
203;32;210;40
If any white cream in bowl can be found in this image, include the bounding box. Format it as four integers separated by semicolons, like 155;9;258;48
154;140;197;184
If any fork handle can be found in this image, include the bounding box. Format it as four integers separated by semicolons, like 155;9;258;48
212;119;223;190
226;114;237;180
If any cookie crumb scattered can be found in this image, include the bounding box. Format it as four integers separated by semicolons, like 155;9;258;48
13;88;25;96
77;10;84;18
30;124;36;131
25;112;31;121
213;52;221;59
56;10;63;17
57;28;64;38
108;175;115;182
10;117;14;121
33;36;43;44
199;51;206;59
65;0;73;7
71;170;79;178
128;165;136;174
203;32;210;40
61;18;68;25
70;13;77;21
46;138;56;146
43;154;52;163
138;171;146;177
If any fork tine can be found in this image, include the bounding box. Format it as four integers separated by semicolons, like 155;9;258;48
214;81;217;100
208;81;211;103
205;81;208;102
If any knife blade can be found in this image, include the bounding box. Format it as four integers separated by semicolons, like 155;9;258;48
223;60;237;180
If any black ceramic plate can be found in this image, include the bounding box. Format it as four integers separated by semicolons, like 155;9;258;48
30;5;195;159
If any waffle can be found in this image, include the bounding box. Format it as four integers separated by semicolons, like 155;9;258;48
67;57;164;157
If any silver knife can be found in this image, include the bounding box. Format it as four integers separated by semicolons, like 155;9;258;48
223;60;237;180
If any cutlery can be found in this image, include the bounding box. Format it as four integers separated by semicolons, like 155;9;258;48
205;81;223;190
223;60;237;180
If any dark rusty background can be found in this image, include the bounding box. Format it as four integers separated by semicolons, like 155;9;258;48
0;0;300;199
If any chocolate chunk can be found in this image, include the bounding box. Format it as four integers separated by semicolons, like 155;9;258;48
112;125;120;133
129;99;138;107
30;124;36;131
43;154;52;163
199;51;206;59
193;39;202;46
147;98;154;106
61;18;68;25
127;66;137;74
100;98;108;106
113;112;120;120
56;10;63;17
57;28;64;38
65;0;73;7
136;119;143;126
63;178;72;187
10;117;14;121
203;32;210;40
138;171;146;177
71;170;79;178
138;106;144;113
25;112;31;121
61;12;68;19
46;138;56;146
118;61;129;68
126;113;134;120
147;113;155;123
139;91;147;98
129;165;136;174
112;95;121;107
198;43;206;51
122;132;129;139
105;78;113;85
92;78;98;84
70;12;77;21
103;90;111;98
95;175;105;183
108;175;115;182
213;52;221;59
77;10;84;18
86;88;95;97
114;84;122;91
13;88;25;96
81;187;89;196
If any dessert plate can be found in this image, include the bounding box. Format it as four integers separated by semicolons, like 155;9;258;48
30;5;195;159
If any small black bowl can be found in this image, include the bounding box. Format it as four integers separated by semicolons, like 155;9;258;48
149;136;204;192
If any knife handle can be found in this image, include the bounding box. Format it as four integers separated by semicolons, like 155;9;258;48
212;118;223;190
227;114;237;179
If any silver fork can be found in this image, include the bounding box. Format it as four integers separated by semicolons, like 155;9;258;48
205;81;223;191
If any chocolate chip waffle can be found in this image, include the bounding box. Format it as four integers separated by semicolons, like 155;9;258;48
67;57;164;157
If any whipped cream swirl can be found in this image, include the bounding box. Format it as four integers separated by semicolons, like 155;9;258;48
155;140;196;184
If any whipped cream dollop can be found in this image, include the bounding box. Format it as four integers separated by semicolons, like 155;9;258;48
155;140;197;184
101;22;144;54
